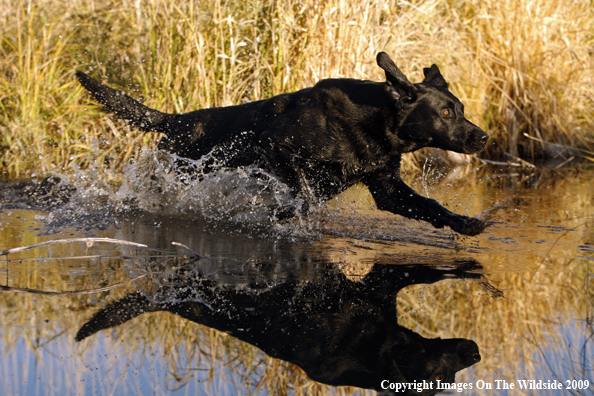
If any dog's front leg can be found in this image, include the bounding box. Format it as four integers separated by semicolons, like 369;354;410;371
364;173;488;236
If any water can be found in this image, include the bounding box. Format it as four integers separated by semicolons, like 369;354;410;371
0;155;592;395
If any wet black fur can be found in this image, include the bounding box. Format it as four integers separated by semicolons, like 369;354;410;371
76;52;489;235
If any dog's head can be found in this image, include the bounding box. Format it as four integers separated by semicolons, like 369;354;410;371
376;52;488;154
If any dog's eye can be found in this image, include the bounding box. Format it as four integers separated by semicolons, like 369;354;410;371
442;109;451;116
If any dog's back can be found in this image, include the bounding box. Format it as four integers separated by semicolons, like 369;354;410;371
77;70;316;160
76;71;391;177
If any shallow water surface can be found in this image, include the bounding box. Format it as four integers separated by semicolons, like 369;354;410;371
0;167;593;395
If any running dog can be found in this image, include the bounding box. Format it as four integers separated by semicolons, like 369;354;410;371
76;52;490;235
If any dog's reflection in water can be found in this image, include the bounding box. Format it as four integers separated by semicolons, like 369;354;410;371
76;258;489;394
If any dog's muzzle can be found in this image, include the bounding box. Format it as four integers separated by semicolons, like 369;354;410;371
465;129;489;153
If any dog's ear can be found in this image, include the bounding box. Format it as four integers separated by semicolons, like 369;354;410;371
422;64;449;89
376;52;415;100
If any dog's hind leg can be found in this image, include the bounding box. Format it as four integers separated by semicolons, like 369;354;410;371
76;71;172;133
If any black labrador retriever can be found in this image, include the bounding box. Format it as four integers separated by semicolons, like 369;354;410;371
76;52;489;235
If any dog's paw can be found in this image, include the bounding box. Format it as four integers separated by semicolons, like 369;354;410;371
449;203;506;235
475;202;507;222
450;216;490;236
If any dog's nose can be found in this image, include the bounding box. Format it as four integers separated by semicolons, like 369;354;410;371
480;132;489;143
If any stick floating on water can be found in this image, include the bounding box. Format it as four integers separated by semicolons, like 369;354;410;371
0;238;203;296
0;237;148;256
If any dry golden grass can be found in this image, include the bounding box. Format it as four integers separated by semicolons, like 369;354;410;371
1;0;593;177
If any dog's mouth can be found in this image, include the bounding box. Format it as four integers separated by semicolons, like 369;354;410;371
464;130;489;154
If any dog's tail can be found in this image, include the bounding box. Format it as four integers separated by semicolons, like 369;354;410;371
76;71;172;133
75;291;160;341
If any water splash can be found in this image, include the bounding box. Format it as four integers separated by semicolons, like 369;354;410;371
4;149;471;246
40;150;307;234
